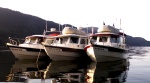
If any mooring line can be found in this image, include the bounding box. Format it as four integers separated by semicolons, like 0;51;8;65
36;49;41;64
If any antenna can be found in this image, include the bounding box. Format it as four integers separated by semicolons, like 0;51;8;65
61;24;64;30
103;22;105;25
120;19;121;29
46;20;48;31
113;23;115;27
59;22;60;31
119;18;125;42
87;24;88;34
92;26;94;34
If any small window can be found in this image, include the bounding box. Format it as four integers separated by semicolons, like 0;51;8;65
53;38;59;43
25;38;30;43
80;38;85;44
99;37;107;42
38;38;43;43
110;37;119;43
45;39;53;44
70;37;79;43
30;38;36;44
34;38;42;44
91;36;97;42
60;37;68;44
119;37;125;44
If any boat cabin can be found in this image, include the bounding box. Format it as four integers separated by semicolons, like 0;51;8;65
90;25;126;48
24;35;46;44
17;35;48;48
51;34;88;49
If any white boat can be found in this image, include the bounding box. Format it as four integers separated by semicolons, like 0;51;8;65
84;24;129;62
6;35;49;60
43;27;89;61
6;29;60;60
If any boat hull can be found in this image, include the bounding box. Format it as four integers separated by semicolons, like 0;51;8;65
8;45;48;60
85;45;129;62
44;45;87;61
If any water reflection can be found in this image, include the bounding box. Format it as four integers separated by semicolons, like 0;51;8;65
6;59;130;83
6;60;50;82
93;59;129;83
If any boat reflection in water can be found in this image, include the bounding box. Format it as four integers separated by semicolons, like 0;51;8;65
91;59;129;83
6;60;51;82
6;59;129;83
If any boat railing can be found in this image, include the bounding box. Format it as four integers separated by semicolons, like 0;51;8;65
98;42;126;49
110;43;127;49
8;37;25;45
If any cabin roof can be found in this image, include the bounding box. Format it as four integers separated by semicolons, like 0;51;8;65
26;35;46;38
53;34;88;38
90;32;126;37
26;35;51;39
97;25;119;33
91;32;119;37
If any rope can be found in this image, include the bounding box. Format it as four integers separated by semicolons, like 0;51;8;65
36;48;41;64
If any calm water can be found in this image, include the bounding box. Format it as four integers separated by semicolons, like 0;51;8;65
0;47;150;83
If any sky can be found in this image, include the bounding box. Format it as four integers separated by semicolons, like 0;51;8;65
0;0;150;40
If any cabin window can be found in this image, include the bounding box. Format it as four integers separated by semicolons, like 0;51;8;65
80;38;86;44
70;37;79;44
60;37;68;44
34;38;39;44
86;38;89;44
38;38;43;43
120;36;125;44
32;38;43;44
25;38;30;43
33;38;42;44
99;37;107;42
110;37;119;43
91;36;97;42
45;38;53;44
53;38;59;44
30;38;36;44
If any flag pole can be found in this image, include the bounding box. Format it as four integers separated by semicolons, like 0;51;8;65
87;24;88;34
59;22;60;32
120;19;121;29
46;20;47;31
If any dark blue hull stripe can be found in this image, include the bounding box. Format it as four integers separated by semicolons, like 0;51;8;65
44;45;87;55
92;44;127;53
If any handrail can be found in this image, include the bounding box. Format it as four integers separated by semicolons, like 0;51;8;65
8;37;25;45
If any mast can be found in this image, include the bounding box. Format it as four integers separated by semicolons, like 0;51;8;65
46;20;47;32
92;26;94;34
120;18;125;44
59;22;60;32
113;23;115;27
120;19;121;29
87;24;88;34
62;24;63;31
103;21;105;25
